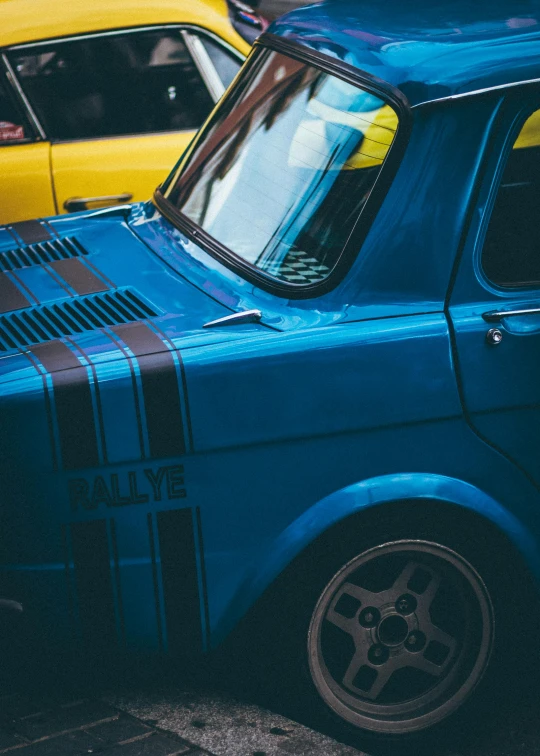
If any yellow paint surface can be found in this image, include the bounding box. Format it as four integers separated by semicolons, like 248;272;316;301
51;131;195;212
0;142;56;223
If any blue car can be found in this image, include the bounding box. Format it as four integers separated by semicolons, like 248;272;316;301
2;0;540;748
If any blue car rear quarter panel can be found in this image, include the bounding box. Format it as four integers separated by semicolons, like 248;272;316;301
4;0;540;658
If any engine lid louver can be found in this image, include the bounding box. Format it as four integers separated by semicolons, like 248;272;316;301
0;289;157;352
0;237;88;272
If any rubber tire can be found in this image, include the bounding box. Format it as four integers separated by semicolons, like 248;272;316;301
221;506;536;755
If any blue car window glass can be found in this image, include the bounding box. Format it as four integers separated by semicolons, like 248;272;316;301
197;36;242;89
8;30;214;141
166;50;399;287
482;108;540;287
0;77;30;144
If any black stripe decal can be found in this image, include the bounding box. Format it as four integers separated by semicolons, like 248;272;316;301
43;264;74;298
109;518;126;646
50;258;109;295
152;322;194;453
0;272;30;312
65;336;107;464
195;507;211;650
30;340;99;470
61;524;77;641
148;513;165;653
71;519;117;648
112;323;185;459
10;219;51;245
157;508;202;656
23;349;59;470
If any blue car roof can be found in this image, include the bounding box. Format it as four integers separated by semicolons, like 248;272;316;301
270;0;540;106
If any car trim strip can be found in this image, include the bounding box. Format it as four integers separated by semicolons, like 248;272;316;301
5;23;245;57
29;340;100;470
70;519;117;648
156;508;203;656
413;77;540;108
182;30;226;103
0;272;31;312
111;323;186;459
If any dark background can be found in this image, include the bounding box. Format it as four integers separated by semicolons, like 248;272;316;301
257;0;311;20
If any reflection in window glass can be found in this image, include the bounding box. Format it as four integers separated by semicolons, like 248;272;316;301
0;79;29;143
483;108;540;286
167;50;399;286
10;30;214;141
198;36;242;89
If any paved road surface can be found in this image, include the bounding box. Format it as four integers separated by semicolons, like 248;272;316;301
0;685;364;756
2;671;539;756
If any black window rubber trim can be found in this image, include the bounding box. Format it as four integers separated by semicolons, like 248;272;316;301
154;33;413;300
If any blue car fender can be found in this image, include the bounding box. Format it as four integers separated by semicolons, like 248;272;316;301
214;472;540;646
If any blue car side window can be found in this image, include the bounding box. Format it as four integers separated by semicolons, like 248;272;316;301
482;108;540;288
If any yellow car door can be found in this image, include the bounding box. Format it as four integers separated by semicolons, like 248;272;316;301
6;27;243;215
0;66;55;223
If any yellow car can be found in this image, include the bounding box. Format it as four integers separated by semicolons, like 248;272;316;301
0;0;253;223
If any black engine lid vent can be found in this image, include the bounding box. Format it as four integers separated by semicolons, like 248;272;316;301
0;237;89;272
0;289;157;351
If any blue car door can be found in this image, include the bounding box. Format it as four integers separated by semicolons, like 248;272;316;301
449;98;540;486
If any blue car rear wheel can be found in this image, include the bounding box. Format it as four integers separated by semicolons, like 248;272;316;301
307;539;494;735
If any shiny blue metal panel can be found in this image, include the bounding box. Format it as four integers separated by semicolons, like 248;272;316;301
271;0;540;105
183;313;460;452
449;92;540;488
2;6;540;663
193;420;540;646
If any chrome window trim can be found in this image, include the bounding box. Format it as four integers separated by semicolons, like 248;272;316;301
413;78;540;108
4;24;244;142
182;30;225;103
5;24;244;61
50;128;195;146
1;52;46;140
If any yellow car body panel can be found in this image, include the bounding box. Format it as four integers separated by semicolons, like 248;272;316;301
1;0;248;52
51;131;195;213
1;142;56;220
0;0;249;223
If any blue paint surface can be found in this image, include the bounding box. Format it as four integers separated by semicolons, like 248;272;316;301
2;1;540;662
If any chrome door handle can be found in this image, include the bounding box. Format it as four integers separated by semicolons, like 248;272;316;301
483;307;540;322
63;192;133;213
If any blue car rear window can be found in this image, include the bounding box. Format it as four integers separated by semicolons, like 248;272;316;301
165;48;399;288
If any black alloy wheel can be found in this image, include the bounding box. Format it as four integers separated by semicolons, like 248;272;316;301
307;540;494;735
